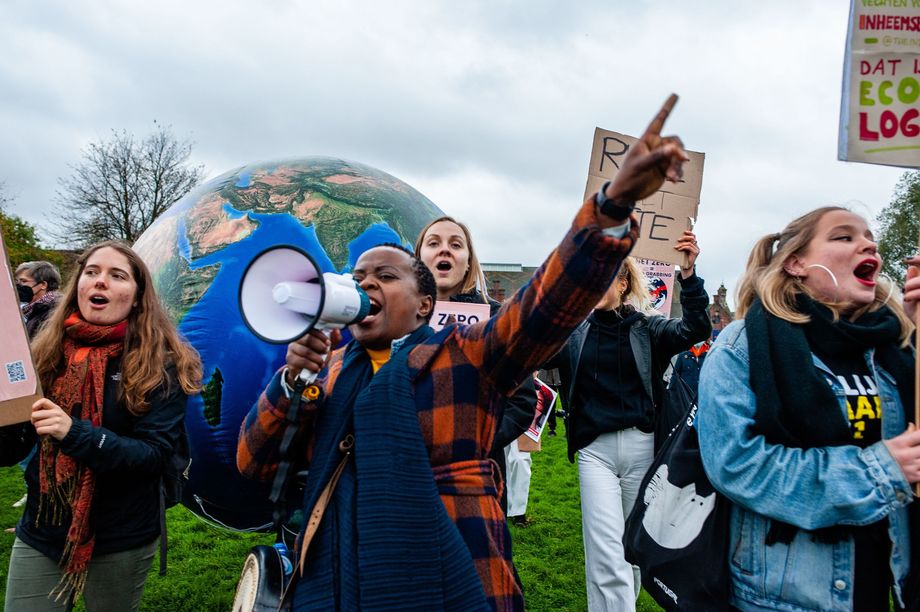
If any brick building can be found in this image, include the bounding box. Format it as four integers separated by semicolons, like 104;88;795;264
708;283;733;340
482;263;538;302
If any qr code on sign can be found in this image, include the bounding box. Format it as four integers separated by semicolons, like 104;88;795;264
6;361;27;384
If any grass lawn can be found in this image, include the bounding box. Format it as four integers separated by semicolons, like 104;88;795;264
0;422;663;611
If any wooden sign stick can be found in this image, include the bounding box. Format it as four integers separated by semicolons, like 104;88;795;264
915;231;920;497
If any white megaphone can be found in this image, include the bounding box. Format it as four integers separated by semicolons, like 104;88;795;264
239;245;370;384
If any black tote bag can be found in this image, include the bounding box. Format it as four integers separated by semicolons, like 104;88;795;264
624;375;731;611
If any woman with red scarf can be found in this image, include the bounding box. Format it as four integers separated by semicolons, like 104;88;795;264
0;241;201;611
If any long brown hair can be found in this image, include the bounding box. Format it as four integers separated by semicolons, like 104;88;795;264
735;207;914;345
414;216;489;300
31;241;202;415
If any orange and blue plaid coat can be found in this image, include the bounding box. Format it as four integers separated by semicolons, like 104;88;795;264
238;197;638;611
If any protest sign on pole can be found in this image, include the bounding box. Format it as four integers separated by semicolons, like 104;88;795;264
522;377;558;446
0;230;42;426
585;127;705;266
429;301;492;332
839;0;920;167
635;257;676;316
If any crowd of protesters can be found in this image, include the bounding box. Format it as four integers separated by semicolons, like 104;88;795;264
0;94;918;611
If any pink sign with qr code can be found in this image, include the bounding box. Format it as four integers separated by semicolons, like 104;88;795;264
0;229;42;425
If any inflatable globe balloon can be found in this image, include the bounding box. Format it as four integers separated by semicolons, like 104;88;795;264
133;157;443;530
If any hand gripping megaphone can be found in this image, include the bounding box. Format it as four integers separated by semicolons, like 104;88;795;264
238;245;370;385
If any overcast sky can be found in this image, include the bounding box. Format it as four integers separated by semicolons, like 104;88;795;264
0;0;908;307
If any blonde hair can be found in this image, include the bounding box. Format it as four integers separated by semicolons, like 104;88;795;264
414;216;489;300
31;241;202;415
736;206;914;345
617;257;657;315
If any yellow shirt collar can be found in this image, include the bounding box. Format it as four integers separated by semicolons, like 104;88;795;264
365;347;391;373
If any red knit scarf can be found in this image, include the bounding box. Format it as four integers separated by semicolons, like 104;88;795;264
38;312;127;601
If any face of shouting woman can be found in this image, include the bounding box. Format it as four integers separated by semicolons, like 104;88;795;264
784;210;881;314
418;220;471;300
350;247;433;350
77;247;138;325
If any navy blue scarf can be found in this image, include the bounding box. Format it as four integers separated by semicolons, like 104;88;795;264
746;297;913;449
293;325;489;610
745;297;915;546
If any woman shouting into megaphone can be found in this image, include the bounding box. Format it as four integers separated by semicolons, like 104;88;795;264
237;94;689;611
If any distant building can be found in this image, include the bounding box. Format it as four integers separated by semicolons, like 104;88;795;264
708;283;733;339
482;263;538;302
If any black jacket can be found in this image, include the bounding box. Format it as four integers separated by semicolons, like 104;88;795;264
551;273;711;462
0;360;187;560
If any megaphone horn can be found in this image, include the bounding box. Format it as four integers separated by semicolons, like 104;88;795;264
238;245;370;346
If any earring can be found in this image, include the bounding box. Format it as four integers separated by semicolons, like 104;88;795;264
802;263;840;302
877;273;896;306
804;264;839;289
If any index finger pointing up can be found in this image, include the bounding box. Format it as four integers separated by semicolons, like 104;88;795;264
643;93;679;138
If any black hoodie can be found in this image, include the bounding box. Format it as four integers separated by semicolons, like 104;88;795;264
571;306;653;451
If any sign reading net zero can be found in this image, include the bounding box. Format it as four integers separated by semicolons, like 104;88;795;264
585;128;705;267
839;0;920;167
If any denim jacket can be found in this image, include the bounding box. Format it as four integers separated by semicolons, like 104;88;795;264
698;319;913;611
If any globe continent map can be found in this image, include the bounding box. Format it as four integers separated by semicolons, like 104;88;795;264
133;157;442;529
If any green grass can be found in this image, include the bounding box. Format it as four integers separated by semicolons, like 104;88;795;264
0;423;662;611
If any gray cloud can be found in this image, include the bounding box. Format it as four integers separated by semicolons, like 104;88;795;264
0;0;907;307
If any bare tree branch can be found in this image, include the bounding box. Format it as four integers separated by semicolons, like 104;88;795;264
51;123;205;247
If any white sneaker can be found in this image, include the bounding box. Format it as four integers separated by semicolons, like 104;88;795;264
12;494;26;508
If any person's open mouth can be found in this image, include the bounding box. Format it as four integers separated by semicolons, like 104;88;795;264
853;259;879;287
360;298;382;323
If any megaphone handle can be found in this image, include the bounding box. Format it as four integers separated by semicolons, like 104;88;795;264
296;364;322;386
294;325;333;396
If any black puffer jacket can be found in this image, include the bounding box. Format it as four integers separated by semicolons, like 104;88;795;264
0;361;187;560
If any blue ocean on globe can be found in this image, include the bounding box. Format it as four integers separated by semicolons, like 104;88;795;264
133;157;442;529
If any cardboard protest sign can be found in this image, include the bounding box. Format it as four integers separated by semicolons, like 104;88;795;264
585;128;705;266
0;232;42;426
522;377;558;445
839;0;920;167
429;301;492;332
516;433;541;453
636;257;676;316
